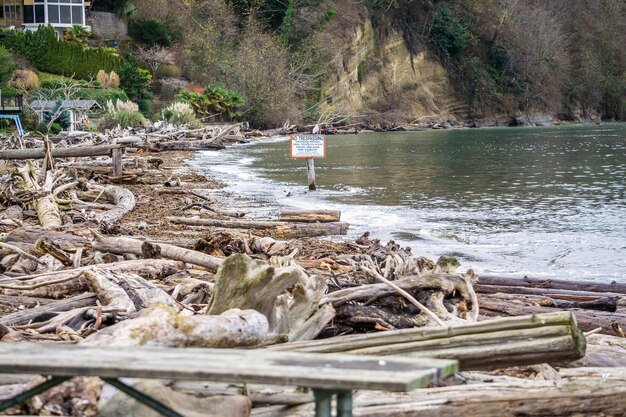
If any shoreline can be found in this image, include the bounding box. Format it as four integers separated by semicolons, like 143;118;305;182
0;126;624;415
190;124;625;282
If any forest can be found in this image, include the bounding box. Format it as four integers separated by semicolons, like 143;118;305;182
100;0;626;126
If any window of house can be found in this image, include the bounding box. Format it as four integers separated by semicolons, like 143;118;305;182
35;4;45;22
24;5;34;23
42;1;85;25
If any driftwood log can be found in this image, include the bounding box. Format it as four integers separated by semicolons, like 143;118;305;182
81;304;269;348
270;312;586;370
0;144;123;160
479;294;626;335
166;216;349;238
91;232;222;272
277;210;341;223
86;184;135;224
208;253;327;338
320;273;479;330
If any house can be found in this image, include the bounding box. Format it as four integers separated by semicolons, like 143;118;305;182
0;0;91;38
29;99;100;131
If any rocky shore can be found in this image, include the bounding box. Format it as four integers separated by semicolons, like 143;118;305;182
0;126;625;416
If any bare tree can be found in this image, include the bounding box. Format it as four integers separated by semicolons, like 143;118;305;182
135;45;175;76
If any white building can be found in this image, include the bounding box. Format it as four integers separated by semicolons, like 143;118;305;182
1;0;90;38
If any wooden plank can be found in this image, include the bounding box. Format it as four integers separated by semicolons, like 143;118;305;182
111;147;123;177
268;312;586;370
0;344;457;392
0;145;123;160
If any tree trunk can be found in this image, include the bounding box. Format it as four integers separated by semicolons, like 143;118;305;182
91;232;222;272
166;216;349;238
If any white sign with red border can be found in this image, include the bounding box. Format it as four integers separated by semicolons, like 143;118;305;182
290;134;326;159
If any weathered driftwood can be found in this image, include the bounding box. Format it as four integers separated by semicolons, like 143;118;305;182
81;303;269;347
320;273;479;325
479;294;626;335
166;216;349;238
475;283;624;301
277;209;341;223
0;259;182;299
6;227;89;251
208;253;326;338
84;269;178;313
478;274;626;294
16;167;75;229
0;144;124;160
86;184;135;224
91;232;222;272
99;380;251;417
285;367;626;417
269;312;586;370
147;139;226;152
0;293;96;327
566;334;626;367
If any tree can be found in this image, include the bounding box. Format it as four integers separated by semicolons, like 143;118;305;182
0;46;17;87
64;24;90;47
135;45;175;76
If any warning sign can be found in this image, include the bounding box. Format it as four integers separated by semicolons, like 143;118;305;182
290;134;326;159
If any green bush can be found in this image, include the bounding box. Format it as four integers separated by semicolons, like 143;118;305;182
101;100;147;129
154;64;182;79
0;45;17;86
101;109;146;128
49;123;62;135
128;19;171;47
45;100;71;130
35;122;49;134
0;26;120;79
162;102;201;127
176;84;244;121
428;7;472;59
117;63;152;105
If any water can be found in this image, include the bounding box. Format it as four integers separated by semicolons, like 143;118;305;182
190;124;626;282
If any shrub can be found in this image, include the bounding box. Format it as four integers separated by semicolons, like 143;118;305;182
428;7;472;59
64;24;90;47
155;64;182;79
176;84;244;121
0;26;120;79
45;100;71;130
49;123;62;135
162;102;200;127
128;19;171;47
101;99;147;129
117;63;152;104
0;45;17;86
9;69;39;90
35;122;50;134
97;70;121;89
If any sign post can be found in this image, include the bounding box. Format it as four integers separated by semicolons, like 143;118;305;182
290;134;326;191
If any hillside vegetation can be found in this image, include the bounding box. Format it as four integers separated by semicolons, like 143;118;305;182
125;0;624;126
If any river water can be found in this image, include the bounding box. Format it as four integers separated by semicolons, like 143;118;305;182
190;124;626;282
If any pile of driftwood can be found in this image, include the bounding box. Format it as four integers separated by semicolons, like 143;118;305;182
0;135;626;416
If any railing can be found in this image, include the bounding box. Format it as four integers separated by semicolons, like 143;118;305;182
0;94;23;112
